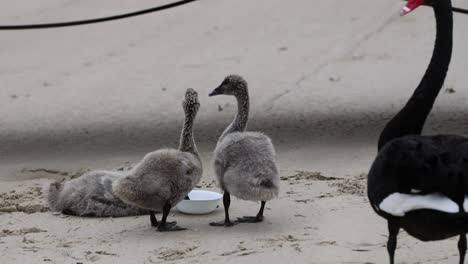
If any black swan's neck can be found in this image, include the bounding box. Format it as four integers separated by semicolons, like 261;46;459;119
179;109;200;159
220;93;249;140
378;1;453;150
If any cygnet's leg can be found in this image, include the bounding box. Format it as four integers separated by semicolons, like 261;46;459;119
61;208;78;216
150;211;158;227
64;196;129;217
459;234;467;264
157;202;186;232
238;201;265;223
210;191;238;227
88;196;147;217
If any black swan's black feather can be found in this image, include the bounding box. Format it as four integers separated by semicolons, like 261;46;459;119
367;0;468;262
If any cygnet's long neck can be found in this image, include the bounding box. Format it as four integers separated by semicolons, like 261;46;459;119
179;107;200;159
220;91;249;140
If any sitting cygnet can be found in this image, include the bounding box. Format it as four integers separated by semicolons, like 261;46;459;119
47;170;148;217
113;88;203;232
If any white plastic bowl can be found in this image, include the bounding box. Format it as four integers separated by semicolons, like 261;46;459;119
176;190;223;215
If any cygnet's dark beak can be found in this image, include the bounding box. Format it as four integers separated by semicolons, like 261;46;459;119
209;86;222;97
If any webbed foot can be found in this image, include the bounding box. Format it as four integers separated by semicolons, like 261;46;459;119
209;219;238;227
237;216;263;223
157;221;186;232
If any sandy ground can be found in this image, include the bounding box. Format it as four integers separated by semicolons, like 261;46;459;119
2;0;468;263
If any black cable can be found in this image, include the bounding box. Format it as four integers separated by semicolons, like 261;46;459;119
0;0;465;31
453;7;468;15
0;0;198;30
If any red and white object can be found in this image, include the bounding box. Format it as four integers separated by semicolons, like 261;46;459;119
401;0;425;16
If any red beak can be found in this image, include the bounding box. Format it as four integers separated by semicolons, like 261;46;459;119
400;0;425;16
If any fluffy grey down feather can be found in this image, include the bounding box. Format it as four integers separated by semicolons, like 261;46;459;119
46;170;148;217
214;131;279;201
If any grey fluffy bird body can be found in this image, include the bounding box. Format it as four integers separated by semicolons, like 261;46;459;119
112;149;202;211
47;170;147;217
214;131;279;201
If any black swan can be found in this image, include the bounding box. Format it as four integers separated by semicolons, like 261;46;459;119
368;0;468;263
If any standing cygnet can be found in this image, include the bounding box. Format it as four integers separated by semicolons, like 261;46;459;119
47;170;148;217
113;88;202;232
208;75;279;227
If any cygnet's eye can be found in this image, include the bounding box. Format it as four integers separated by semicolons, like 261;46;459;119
186;169;192;175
